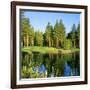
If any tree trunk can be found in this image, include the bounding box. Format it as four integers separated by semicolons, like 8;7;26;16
56;38;58;48
23;36;26;47
26;34;29;47
79;40;80;48
74;40;75;48
49;37;51;47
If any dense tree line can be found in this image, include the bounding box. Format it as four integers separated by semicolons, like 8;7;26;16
21;13;80;49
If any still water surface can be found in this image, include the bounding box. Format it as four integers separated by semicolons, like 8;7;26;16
21;52;80;78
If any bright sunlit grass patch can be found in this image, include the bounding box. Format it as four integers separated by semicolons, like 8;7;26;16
22;46;80;54
22;46;58;54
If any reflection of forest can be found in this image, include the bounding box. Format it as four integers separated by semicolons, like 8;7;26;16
21;51;80;78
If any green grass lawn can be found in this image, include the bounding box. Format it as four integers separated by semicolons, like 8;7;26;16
22;46;58;54
21;46;80;54
58;48;80;54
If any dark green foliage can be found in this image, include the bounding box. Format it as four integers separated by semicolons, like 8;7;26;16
71;24;77;48
67;23;80;49
76;23;80;48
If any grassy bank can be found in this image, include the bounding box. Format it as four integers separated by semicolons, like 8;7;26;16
22;46;58;54
21;46;80;54
58;48;80;54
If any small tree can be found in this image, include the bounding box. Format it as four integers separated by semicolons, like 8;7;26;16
64;39;72;50
70;24;76;48
45;22;53;47
35;31;43;46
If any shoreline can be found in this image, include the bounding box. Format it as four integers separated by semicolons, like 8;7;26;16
21;46;80;54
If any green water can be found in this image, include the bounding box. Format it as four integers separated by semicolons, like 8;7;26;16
21;51;80;78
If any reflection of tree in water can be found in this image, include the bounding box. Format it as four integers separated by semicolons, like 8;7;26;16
21;51;80;78
70;52;80;76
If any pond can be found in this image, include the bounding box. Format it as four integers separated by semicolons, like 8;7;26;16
21;51;80;78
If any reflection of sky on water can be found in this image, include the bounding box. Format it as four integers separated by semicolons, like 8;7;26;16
32;63;78;77
33;62;79;77
33;64;46;74
39;64;46;73
64;62;71;76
